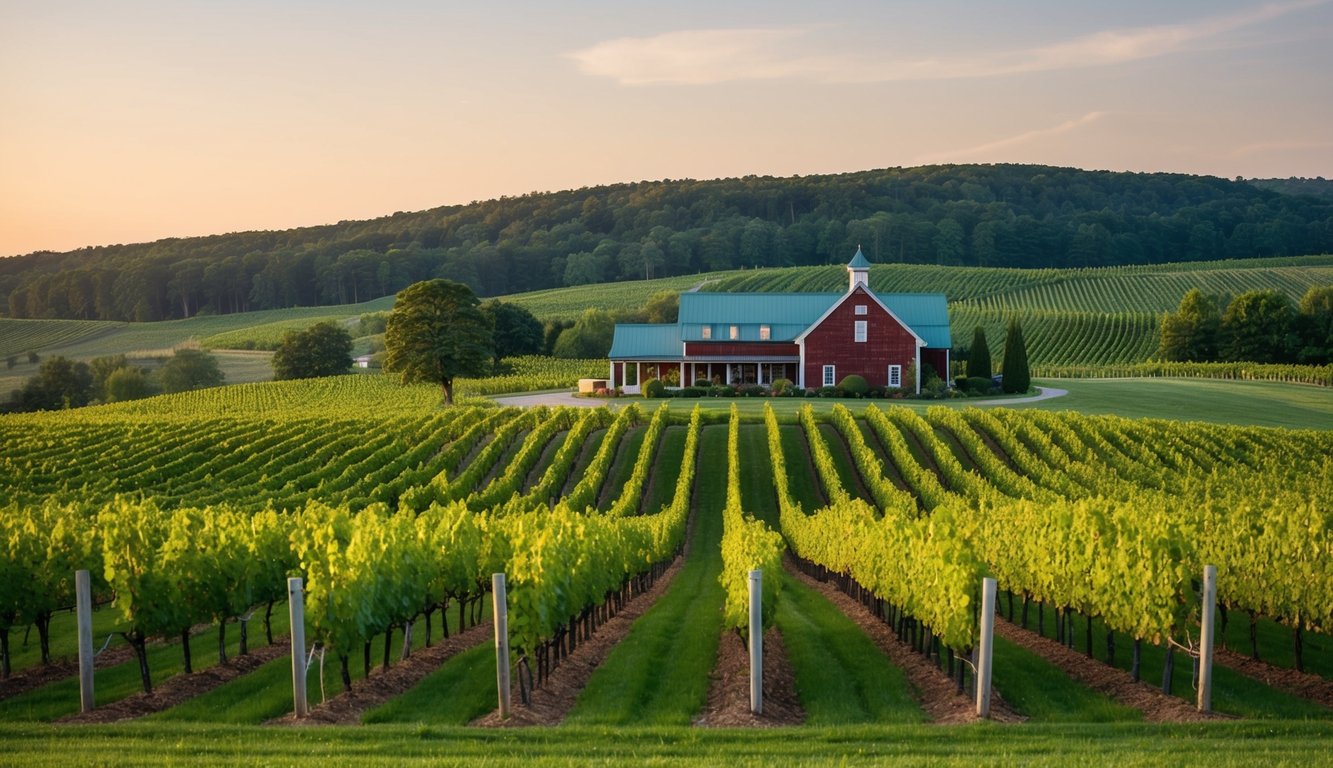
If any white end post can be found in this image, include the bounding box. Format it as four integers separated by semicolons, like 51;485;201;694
493;573;511;719
1198;565;1217;713
287;577;308;717
749;569;763;715
976;577;997;718
76;569;94;713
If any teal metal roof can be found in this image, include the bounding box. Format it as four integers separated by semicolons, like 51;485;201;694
848;247;871;269
608;324;682;360
677;291;951;348
876;293;952;348
679;293;838;341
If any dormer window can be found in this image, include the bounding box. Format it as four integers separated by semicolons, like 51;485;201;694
701;326;711;340
759;325;771;340
729;325;739;340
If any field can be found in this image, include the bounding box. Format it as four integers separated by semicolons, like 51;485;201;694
1;254;1330;765
1;371;1331;765
4;255;1331;393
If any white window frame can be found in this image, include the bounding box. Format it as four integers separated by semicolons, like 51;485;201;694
822;365;836;387
854;305;868;315
888;364;902;388
729;324;739;340
701;325;711;340
759;324;771;341
854;320;867;343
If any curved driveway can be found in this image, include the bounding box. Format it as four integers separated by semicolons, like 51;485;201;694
490;386;1069;408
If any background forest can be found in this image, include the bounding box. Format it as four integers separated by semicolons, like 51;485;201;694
4;164;1332;322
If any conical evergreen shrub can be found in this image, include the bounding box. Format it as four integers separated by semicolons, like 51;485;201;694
1001;318;1030;394
966;326;991;379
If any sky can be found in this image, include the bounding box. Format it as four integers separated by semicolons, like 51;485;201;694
2;0;1332;257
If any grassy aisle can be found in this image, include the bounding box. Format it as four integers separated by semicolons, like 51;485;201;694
562;424;727;726
0;610;294;722
1012;603;1333;719
776;576;923;724
151;603;490;724
990;636;1140;722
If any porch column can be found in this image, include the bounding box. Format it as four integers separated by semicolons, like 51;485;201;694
636;362;641;387
609;361;616;390
680;362;686;387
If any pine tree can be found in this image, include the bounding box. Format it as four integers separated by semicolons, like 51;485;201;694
966;326;991;379
1001;318;1030;394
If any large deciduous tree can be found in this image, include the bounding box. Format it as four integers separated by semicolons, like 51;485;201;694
480;300;543;370
157;348;224;393
271;321;354;380
1296;285;1333;364
384;280;492;405
1157;289;1221;361
1221;289;1298;363
1000;318;1030;394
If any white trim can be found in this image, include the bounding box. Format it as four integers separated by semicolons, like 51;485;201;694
798;341;806;388
888;364;902;388
609;360;616;390
914;347;921;394
854;304;867;315
854;320;867;343
793;285;926;347
822;364;836;388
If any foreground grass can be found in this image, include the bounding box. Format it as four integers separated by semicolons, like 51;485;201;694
563;425;728;726
3;721;1331;767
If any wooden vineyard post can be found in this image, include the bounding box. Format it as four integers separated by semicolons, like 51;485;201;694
1198;565;1217;713
749;569;763;715
76;569;94;713
493;573;511;719
287;577;308;718
976;577;997;718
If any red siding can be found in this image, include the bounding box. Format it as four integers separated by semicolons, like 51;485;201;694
684;341;799;358
802;286;917;388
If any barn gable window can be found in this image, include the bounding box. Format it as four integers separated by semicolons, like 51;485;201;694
822;365;836;387
854;320;867;343
888;364;902;388
855;305;867;315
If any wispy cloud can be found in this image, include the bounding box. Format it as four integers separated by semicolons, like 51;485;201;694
913;112;1108;165
568;1;1326;85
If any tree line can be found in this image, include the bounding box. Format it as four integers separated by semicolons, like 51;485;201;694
1156;285;1332;364
5;164;1333;322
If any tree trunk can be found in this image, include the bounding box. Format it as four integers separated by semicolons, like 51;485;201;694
442;378;454;406
239;618;248;656
1131;639;1141;682
1085;615;1093;658
182;628;193;674
424;607;434;647
265;601;274;646
128;633;152;694
218;620;227;665
1162;646;1174;695
363;641;371;679
382;626;393;671
36;613;52;665
340;654;352;692
0;627;10;678
1106;630;1115;666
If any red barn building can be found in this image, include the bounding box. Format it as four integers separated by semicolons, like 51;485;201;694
608;249;951;393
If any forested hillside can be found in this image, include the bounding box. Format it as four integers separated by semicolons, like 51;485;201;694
5;164;1332;322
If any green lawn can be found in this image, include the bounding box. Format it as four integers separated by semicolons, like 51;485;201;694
638;377;1331;430
3;721;1332;767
